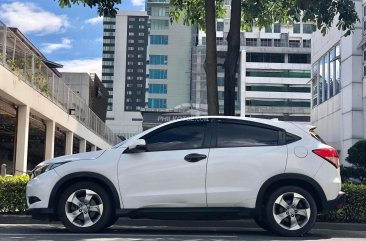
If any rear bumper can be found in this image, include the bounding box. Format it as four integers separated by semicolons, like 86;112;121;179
26;208;55;220
322;191;346;212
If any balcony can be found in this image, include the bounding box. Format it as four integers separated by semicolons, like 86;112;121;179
0;22;118;145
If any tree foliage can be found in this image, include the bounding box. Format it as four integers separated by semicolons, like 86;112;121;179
170;0;359;36
343;140;366;183
56;0;122;16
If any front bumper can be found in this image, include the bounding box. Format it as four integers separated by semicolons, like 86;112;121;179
26;208;55;220
322;191;346;212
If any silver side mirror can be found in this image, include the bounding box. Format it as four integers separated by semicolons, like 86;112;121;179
127;139;146;152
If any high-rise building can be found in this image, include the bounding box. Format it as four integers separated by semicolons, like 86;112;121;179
310;0;363;163
192;3;312;122
102;11;148;137
145;0;193;109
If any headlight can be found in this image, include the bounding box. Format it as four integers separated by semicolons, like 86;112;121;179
31;162;69;179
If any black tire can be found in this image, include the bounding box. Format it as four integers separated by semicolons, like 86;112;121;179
264;186;317;237
253;216;270;231
57;181;113;233
107;216;119;228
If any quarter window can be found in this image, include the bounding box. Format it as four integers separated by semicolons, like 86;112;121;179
145;123;207;152
216;122;279;147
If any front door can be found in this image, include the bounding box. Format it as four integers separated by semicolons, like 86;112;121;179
118;120;210;209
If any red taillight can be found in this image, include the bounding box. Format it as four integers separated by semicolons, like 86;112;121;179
313;148;339;168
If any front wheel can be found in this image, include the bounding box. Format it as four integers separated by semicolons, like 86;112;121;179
265;186;317;237
57;182;113;233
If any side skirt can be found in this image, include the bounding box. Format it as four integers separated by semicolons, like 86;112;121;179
116;207;255;220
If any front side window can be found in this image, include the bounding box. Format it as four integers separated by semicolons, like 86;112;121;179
216;121;279;147
145;122;207;152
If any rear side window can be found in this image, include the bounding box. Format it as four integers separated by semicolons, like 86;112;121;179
309;128;326;144
216;122;280;147
285;132;301;144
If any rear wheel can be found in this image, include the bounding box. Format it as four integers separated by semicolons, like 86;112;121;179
57;182;113;233
265;186;317;237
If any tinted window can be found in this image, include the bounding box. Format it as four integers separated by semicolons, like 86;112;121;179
217;122;279;147
145;122;207;152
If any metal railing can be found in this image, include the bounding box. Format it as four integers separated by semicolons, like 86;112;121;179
0;21;119;145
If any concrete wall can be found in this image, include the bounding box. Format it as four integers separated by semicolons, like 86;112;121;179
311;0;364;163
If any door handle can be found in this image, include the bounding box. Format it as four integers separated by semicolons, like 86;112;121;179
184;153;207;163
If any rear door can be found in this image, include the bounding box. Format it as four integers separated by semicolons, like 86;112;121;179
206;119;288;208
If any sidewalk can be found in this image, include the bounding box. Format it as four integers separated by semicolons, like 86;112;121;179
0;214;365;231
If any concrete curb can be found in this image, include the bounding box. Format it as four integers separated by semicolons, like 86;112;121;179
0;215;365;231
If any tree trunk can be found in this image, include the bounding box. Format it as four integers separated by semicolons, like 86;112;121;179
204;0;219;115
224;0;241;116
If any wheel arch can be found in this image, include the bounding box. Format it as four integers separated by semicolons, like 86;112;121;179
48;172;122;213
255;173;327;218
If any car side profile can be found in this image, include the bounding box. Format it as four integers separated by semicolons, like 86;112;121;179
26;116;345;236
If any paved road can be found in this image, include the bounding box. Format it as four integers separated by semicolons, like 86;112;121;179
0;222;365;241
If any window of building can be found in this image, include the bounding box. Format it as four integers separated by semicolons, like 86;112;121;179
138;62;144;65
128;32;134;36
127;76;133;80
144;122;207;152
148;98;167;108
127;91;133;95
137;84;144;88
149;84;167;94
151;6;169;17
137;76;144;80
303;24;314;34
260;39;272;47
129;25;134;29
127;69;133;73
217;121;279;147
151;19;169;30
139;18;145;22
128;47;134;51
293;24;300;33
288;54;311;64
246;38;257;46
138;54;144;58
246;53;285;63
150;35;168;45
149;69;167;79
246;98;310;107
127;54;134;58
138;47;144;51
289;40;301;47
139;25;145;29
126;98;132;103
126;106;133;110
138;40;144;44
150;55;168;65
246;70;311;78
127;61;133;66
129;17;135;21
217;22;224;31
137;69;144;73
303;39;311;48
274;23;281;33
265;25;272;33
139;32;145;36
128;39;134;44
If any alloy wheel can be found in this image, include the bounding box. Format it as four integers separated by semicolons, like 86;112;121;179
272;192;311;231
65;189;104;228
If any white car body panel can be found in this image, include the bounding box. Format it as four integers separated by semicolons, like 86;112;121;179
118;148;209;208
206;145;287;208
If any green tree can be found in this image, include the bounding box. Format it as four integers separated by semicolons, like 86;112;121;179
56;0;121;16
343;140;366;183
170;0;359;116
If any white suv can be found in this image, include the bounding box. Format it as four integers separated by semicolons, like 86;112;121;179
26;117;345;236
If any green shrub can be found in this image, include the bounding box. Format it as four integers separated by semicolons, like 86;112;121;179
318;183;366;223
0;175;29;214
342;140;366;183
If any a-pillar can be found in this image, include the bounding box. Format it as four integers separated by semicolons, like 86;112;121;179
79;139;86;153
44;120;55;160
91;145;97;151
65;131;73;155
15;105;30;175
